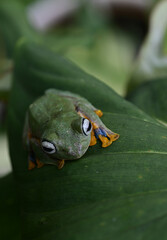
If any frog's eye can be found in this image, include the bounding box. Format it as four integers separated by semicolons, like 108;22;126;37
82;118;92;136
41;140;56;154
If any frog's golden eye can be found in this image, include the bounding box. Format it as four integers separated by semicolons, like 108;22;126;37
82;118;92;136
41;140;56;154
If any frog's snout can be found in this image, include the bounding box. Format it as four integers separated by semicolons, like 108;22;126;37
65;144;86;159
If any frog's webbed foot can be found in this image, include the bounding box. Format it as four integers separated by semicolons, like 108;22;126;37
28;153;36;170
91;123;119;147
57;159;65;169
98;130;119;147
28;153;44;170
88;109;119;147
28;159;36;170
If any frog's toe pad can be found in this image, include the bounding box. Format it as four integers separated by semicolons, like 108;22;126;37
57;160;65;169
108;133;120;142
36;159;44;168
99;135;112;147
94;109;103;117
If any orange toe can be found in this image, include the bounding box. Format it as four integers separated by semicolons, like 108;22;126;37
57;160;65;169
90;130;97;146
94;109;103;117
36;159;44;168
28;160;36;170
99;135;113;148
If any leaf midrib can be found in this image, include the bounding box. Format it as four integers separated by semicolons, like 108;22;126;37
104;151;167;155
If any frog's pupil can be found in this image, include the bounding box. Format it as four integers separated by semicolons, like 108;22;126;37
87;122;91;132
43;146;53;152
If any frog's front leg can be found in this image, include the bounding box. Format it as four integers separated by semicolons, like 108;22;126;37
89;109;104;146
28;152;36;170
77;105;119;148
27;132;44;170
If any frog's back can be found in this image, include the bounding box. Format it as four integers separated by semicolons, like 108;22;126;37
28;90;77;136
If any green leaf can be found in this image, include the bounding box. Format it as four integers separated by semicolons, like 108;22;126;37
0;174;21;240
8;41;167;239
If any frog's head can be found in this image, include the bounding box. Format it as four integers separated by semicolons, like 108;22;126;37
40;116;92;163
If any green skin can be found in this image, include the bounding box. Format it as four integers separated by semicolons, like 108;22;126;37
23;89;113;166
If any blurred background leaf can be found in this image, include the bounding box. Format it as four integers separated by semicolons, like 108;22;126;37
0;0;39;58
127;0;167;94
127;1;167;127
0;0;148;96
0;134;11;176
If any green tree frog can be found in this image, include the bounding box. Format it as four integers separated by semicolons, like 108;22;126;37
23;89;119;170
